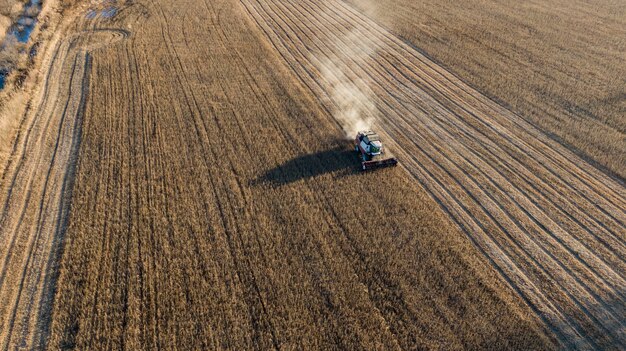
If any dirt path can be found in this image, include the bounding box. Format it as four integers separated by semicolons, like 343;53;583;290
241;0;626;349
0;9;127;348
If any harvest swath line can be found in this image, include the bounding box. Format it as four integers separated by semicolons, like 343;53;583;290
241;0;626;349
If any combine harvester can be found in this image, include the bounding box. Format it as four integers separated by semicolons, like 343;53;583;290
354;131;398;171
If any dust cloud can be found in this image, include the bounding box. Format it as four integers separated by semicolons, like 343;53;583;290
312;4;382;139
319;58;375;138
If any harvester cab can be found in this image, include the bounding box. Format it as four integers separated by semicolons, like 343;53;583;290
354;131;398;171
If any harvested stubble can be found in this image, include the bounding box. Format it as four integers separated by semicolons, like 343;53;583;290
5;0;622;349
35;0;552;349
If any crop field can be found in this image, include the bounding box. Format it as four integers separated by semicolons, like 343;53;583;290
241;1;626;348
0;0;623;350
348;0;626;179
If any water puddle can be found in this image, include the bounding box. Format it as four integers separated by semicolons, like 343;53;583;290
86;9;98;20
0;0;42;89
85;0;119;20
101;7;118;18
8;0;41;43
0;70;7;89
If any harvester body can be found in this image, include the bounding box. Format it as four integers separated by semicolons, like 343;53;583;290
354;131;398;171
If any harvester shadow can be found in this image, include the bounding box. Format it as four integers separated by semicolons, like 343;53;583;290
252;147;360;187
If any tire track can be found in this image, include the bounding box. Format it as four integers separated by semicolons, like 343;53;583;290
240;0;626;349
0;20;128;350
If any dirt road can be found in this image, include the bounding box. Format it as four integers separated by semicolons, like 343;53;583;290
0;10;127;349
241;0;626;349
